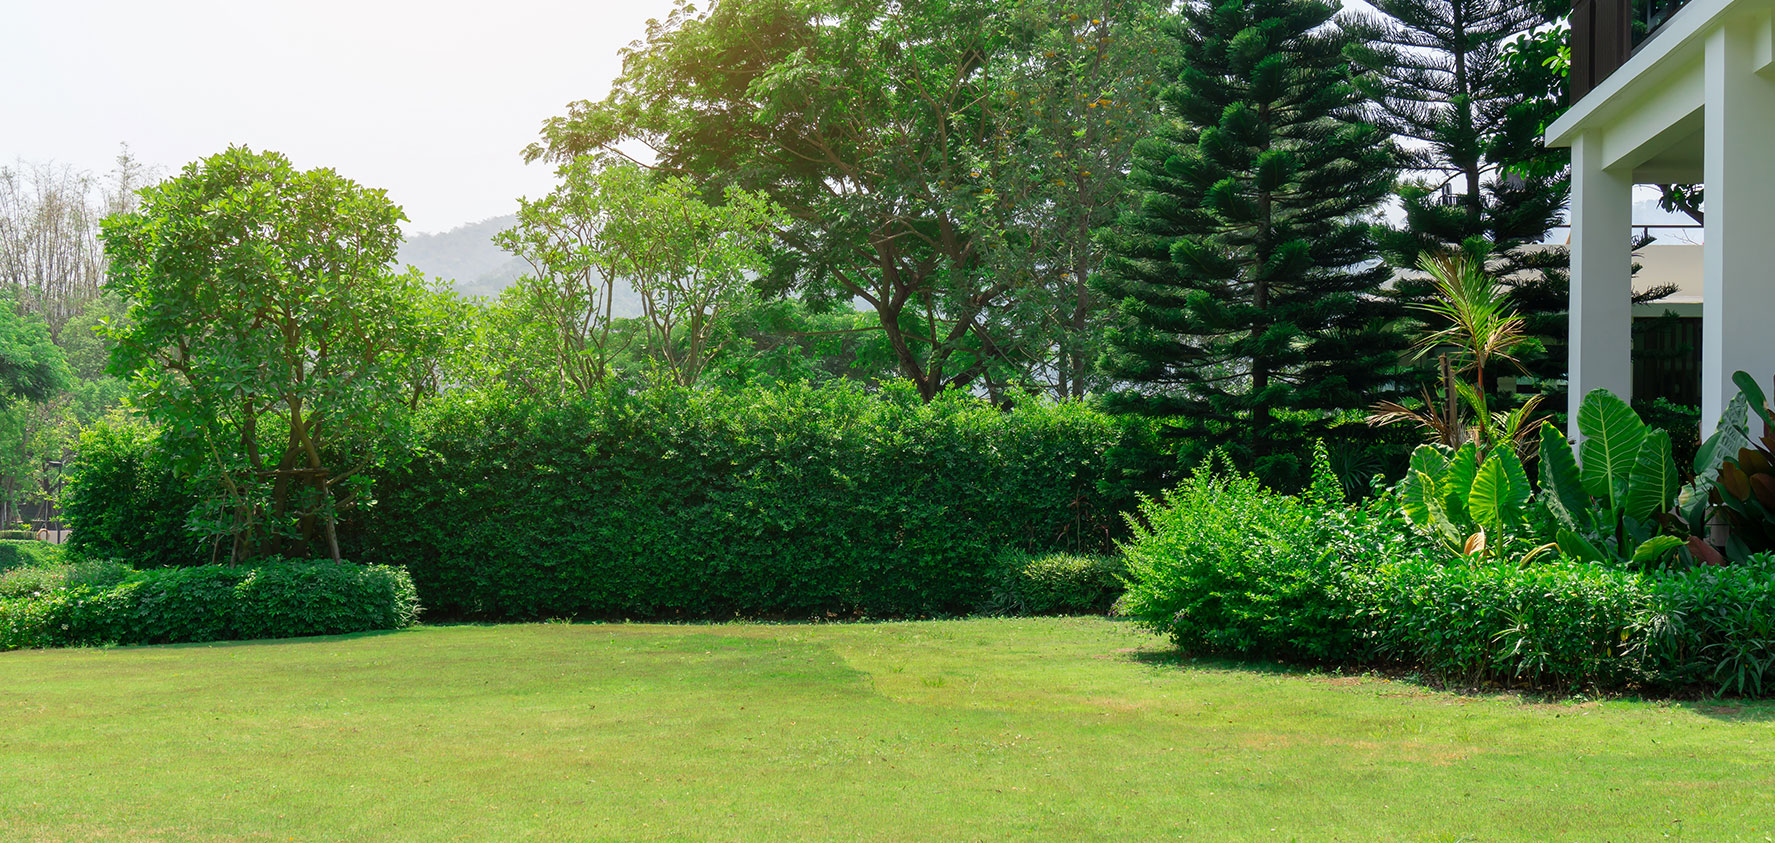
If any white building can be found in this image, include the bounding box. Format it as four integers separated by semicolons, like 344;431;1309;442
1547;0;1775;434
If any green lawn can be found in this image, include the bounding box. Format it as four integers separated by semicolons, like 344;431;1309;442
3;618;1774;841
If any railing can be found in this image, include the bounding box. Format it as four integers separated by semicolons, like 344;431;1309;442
1570;0;1694;103
1641;0;1694;43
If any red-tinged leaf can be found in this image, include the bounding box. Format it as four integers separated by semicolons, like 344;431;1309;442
1754;473;1775;511
1722;462;1752;501
1688;535;1727;566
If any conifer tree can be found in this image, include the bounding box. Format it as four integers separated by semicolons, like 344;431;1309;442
1342;0;1586;403
1097;0;1401;484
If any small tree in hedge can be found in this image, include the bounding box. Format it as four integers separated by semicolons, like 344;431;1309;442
100;146;438;562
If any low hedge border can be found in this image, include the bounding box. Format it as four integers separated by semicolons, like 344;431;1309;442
0;560;420;651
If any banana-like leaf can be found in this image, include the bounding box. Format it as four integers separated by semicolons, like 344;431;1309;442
1556;528;1609;562
1469;450;1531;534
1422;477;1462;548
1623;429;1677;521
1577;389;1647;506
1399;469;1432;530
1444;442;1480;525
1694;391;1749;478
1408;444;1449;479
1537;421;1592;533
1630;534;1686;564
1462;530;1488;557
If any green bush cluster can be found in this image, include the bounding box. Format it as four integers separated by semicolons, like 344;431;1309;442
0;560;419;651
61;419;204;568
988;551;1126;616
342;382;1165;620
1118;458;1418;663
1119;459;1775;696
0;539;62;572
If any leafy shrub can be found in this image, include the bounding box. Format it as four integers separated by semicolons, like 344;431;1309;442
62;559;132;591
0;530;37;540
62;418;205;568
1121;448;1775;695
1641;556;1775;695
1368;557;1651;691
339;383;1167;620
1117;454;1418;662
0;565;65;599
0;539;61;572
988;552;1125;616
0;592;70;650
0;560;419;651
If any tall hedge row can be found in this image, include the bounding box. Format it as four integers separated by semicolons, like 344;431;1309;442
344;383;1165;619
64;384;1168;619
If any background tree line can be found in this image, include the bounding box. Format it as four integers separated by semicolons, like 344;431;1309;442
24;0;1591;559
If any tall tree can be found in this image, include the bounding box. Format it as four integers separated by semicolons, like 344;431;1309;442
1343;1;1590;406
1344;0;1567;265
0;146;154;337
1096;0;1401;483
102;146;441;562
497;159;784;391
968;0;1167;400
528;0;1163;401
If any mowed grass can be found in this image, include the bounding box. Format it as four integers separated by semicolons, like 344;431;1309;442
3;619;1775;841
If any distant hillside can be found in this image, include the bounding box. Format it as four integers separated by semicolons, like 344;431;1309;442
400;216;644;316
398;215;529;299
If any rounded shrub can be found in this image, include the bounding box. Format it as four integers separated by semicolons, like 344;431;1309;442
1117;458;1416;663
989;551;1126;616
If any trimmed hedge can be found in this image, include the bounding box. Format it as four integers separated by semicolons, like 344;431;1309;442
0;560;419;651
344;383;1166;620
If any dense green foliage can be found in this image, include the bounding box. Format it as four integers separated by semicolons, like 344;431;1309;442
0;299;71;404
344;383;1164;620
61;417;201;568
1119;457;1421;662
100;146;451;562
1098;0;1402;484
0;538;60;572
1120;455;1775;696
532;0;1167;402
0;559;418;651
987;551;1126;616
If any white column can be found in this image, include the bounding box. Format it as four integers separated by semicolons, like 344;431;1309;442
1567;130;1634;440
1703;20;1775;434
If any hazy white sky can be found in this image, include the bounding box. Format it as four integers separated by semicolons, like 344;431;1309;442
2;0;679;234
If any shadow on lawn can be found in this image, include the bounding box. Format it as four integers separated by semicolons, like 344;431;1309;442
1124;647;1775;719
152;628;410;650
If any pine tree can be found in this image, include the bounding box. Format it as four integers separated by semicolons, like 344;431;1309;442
1343;0;1582;403
1097;0;1402;485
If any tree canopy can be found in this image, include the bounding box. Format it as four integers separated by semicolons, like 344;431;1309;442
101;146;444;561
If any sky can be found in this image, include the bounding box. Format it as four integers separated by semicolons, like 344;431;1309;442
2;0;679;234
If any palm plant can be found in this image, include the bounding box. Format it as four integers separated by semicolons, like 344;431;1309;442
1371;254;1544;460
